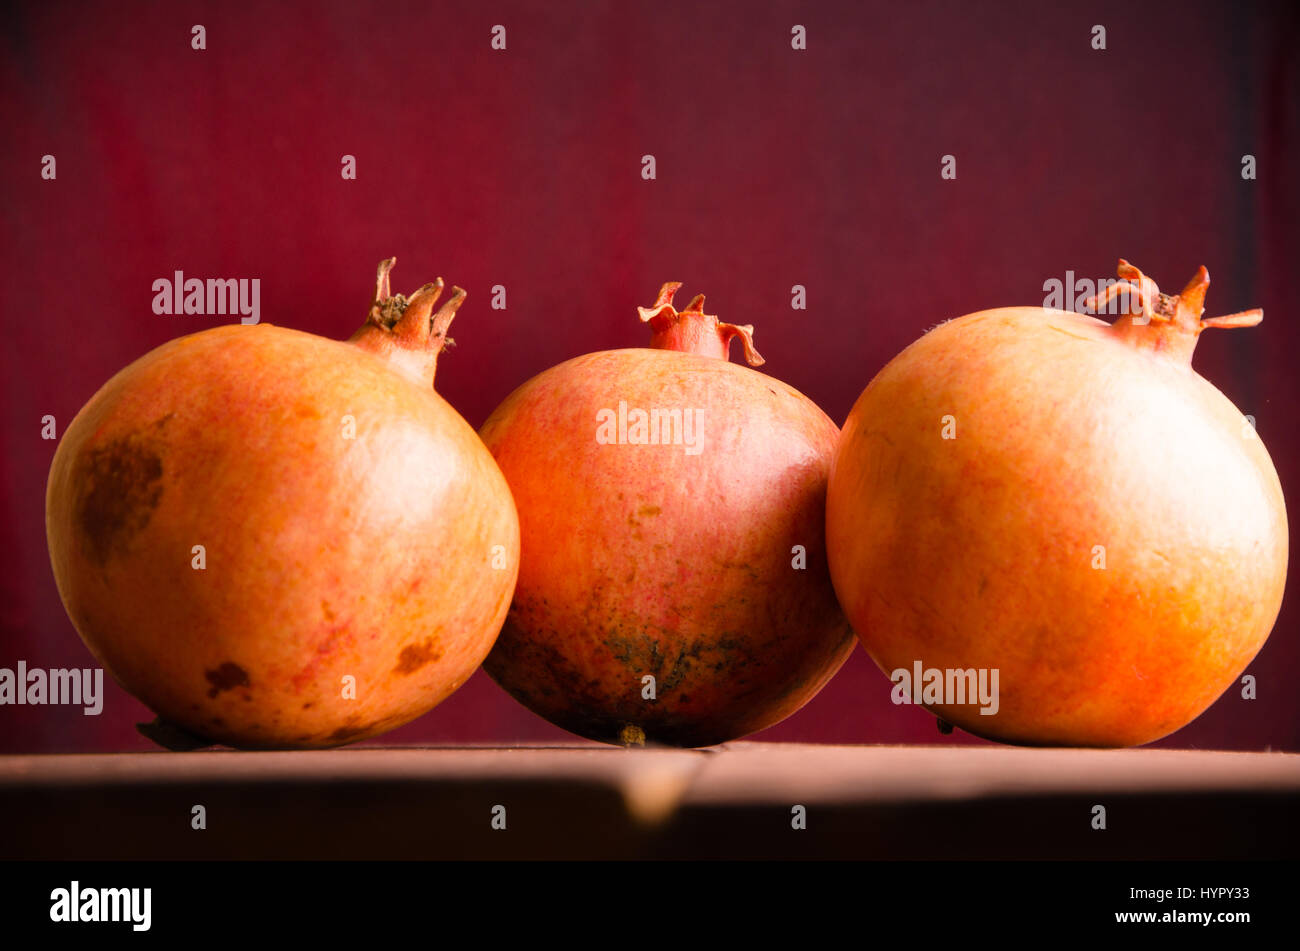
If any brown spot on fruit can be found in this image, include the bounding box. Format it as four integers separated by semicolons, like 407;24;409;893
327;722;373;743
394;638;442;675
205;662;250;698
638;504;662;517
75;425;169;564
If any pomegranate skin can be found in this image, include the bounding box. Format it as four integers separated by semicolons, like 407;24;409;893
827;274;1287;747
46;273;519;749
480;342;856;748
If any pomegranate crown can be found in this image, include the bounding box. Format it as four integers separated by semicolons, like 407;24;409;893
365;257;463;348
1082;259;1263;364
349;257;465;388
636;282;765;366
1085;259;1262;332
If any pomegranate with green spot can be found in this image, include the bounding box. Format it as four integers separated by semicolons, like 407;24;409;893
479;284;855;747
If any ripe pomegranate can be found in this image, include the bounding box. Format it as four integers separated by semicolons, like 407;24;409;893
46;259;520;749
479;284;855;747
827;260;1288;747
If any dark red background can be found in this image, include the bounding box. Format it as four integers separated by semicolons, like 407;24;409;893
2;0;1297;753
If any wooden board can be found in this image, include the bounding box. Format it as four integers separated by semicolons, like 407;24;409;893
2;743;1297;859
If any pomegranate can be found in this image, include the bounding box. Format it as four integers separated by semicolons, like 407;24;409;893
479;283;855;747
46;259;520;749
826;260;1288;747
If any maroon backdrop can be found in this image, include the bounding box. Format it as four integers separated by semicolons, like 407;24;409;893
2;0;1297;753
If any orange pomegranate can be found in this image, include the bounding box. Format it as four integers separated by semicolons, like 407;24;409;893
479;284;855;747
46;259;520;749
826;260;1287;747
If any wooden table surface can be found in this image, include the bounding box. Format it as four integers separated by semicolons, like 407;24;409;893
3;743;1297;859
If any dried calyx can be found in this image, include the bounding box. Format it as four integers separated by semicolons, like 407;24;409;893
1086;259;1262;365
637;282;765;366
350;257;465;388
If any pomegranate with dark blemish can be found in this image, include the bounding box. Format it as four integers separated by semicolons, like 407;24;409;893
46;259;520;749
479;283;855;747
827;260;1288;746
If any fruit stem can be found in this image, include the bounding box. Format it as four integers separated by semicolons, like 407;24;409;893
637;283;765;366
1085;259;1262;365
349;257;465;388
